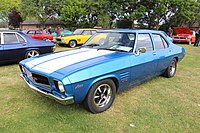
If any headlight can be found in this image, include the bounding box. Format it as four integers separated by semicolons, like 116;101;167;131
20;65;25;73
54;80;65;93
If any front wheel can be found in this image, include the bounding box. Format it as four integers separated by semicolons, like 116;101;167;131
84;79;116;114
25;50;40;59
69;40;77;48
163;58;177;78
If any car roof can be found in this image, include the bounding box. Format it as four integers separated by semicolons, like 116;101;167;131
0;30;22;33
98;29;164;33
76;28;98;31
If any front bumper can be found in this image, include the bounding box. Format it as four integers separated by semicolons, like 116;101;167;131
20;74;74;105
173;39;190;43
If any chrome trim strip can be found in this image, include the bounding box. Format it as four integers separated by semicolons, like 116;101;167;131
20;74;74;105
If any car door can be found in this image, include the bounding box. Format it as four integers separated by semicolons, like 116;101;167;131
2;32;27;61
151;33;172;75
34;30;43;40
81;30;92;43
129;33;158;86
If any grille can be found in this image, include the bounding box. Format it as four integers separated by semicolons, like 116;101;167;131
32;73;50;86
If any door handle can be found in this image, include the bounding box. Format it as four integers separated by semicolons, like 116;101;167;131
22;43;26;46
169;49;172;52
153;52;157;55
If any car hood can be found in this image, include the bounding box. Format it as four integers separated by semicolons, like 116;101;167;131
174;27;191;35
24;48;130;76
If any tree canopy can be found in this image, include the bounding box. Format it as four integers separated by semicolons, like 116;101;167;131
1;0;200;29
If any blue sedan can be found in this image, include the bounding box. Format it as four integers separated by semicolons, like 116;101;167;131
0;30;55;64
19;29;185;113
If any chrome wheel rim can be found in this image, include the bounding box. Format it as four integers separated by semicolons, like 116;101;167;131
93;84;112;108
169;61;176;76
69;41;76;47
26;50;39;58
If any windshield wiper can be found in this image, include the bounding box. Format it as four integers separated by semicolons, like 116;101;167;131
97;48;127;52
81;44;100;48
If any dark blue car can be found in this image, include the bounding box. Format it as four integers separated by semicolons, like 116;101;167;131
0;30;55;64
19;29;185;113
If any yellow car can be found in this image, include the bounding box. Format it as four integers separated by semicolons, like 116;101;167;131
57;29;98;47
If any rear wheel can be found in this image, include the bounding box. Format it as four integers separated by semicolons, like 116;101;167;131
163;58;177;78
84;79;116;113
69;40;77;48
25;50;40;59
42;38;48;41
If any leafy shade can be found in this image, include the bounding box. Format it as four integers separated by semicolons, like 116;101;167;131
0;0;20;21
8;8;23;28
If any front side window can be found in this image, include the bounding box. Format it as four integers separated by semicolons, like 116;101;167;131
3;33;19;44
82;30;91;35
83;32;135;52
136;34;153;52
27;31;35;34
152;34;168;50
73;29;83;35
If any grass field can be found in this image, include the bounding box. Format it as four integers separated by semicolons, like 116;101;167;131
0;45;200;133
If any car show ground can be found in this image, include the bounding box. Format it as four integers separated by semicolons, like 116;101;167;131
0;45;200;132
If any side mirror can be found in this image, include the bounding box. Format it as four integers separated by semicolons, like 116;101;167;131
139;47;146;53
135;47;146;56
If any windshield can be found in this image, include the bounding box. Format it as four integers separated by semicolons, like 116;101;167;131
83;32;135;52
73;29;83;35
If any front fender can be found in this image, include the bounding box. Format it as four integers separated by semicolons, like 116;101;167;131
71;74;120;103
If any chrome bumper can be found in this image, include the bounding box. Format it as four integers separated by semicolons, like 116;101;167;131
20;74;74;105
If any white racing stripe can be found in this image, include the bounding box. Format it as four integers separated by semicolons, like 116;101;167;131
28;48;114;74
25;48;87;68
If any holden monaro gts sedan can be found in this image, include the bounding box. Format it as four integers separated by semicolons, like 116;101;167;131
19;29;185;113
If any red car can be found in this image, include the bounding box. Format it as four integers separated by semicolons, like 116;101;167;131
26;30;53;41
172;27;195;45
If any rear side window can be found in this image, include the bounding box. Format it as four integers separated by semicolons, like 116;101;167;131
152;34;168;50
91;30;96;34
137;34;153;52
17;34;25;43
3;33;19;44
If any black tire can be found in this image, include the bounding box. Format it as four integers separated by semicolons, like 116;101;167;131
84;79;116;114
25;50;40;59
58;43;64;46
163;58;177;78
42;37;48;41
69;40;77;48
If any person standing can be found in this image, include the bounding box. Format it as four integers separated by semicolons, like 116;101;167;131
168;27;173;37
194;28;200;47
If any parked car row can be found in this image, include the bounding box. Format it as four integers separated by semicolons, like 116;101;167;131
19;29;185;113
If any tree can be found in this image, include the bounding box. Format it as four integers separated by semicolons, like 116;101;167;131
20;0;63;27
8;8;23;28
0;0;20;22
167;0;198;28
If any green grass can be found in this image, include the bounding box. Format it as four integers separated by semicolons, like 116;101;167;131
0;45;200;133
